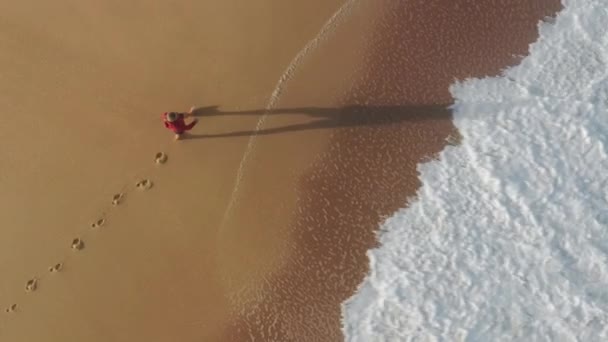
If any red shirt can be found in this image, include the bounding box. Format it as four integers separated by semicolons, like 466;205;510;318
163;112;195;134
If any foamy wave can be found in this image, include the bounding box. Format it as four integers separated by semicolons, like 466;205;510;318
343;1;608;341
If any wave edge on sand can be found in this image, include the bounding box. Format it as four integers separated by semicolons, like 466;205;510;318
343;1;608;341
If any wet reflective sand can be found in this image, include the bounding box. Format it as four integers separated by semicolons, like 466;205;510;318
221;0;562;340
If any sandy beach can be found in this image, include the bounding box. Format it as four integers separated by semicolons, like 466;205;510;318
221;0;561;340
1;0;560;341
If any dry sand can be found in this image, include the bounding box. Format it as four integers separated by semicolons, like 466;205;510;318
0;0;343;340
0;0;560;341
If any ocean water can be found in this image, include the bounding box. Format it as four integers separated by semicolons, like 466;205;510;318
343;0;608;341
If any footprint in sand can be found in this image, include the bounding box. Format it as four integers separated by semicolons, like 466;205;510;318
112;193;123;206
136;179;153;190
155;152;168;165
91;218;105;229
49;263;63;273
5;304;17;313
25;279;37;292
71;238;84;250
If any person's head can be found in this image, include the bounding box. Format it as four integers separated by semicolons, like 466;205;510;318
166;112;178;122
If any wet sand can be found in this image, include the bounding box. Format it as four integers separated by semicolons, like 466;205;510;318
221;0;562;340
0;0;561;341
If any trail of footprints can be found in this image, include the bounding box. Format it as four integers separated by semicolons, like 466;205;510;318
3;152;169;314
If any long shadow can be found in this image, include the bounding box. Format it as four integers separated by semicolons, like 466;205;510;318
185;104;451;139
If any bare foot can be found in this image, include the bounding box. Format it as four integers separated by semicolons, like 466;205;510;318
174;134;182;141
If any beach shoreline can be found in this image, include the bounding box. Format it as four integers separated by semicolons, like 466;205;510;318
0;0;561;341
220;0;562;340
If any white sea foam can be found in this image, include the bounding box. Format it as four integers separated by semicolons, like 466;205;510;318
343;1;608;341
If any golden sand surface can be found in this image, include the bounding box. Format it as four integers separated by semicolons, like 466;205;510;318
0;0;561;341
0;1;342;340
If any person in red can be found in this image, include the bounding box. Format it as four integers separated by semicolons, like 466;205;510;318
162;107;198;140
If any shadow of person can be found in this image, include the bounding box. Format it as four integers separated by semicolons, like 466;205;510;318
191;106;220;116
185;104;451;140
